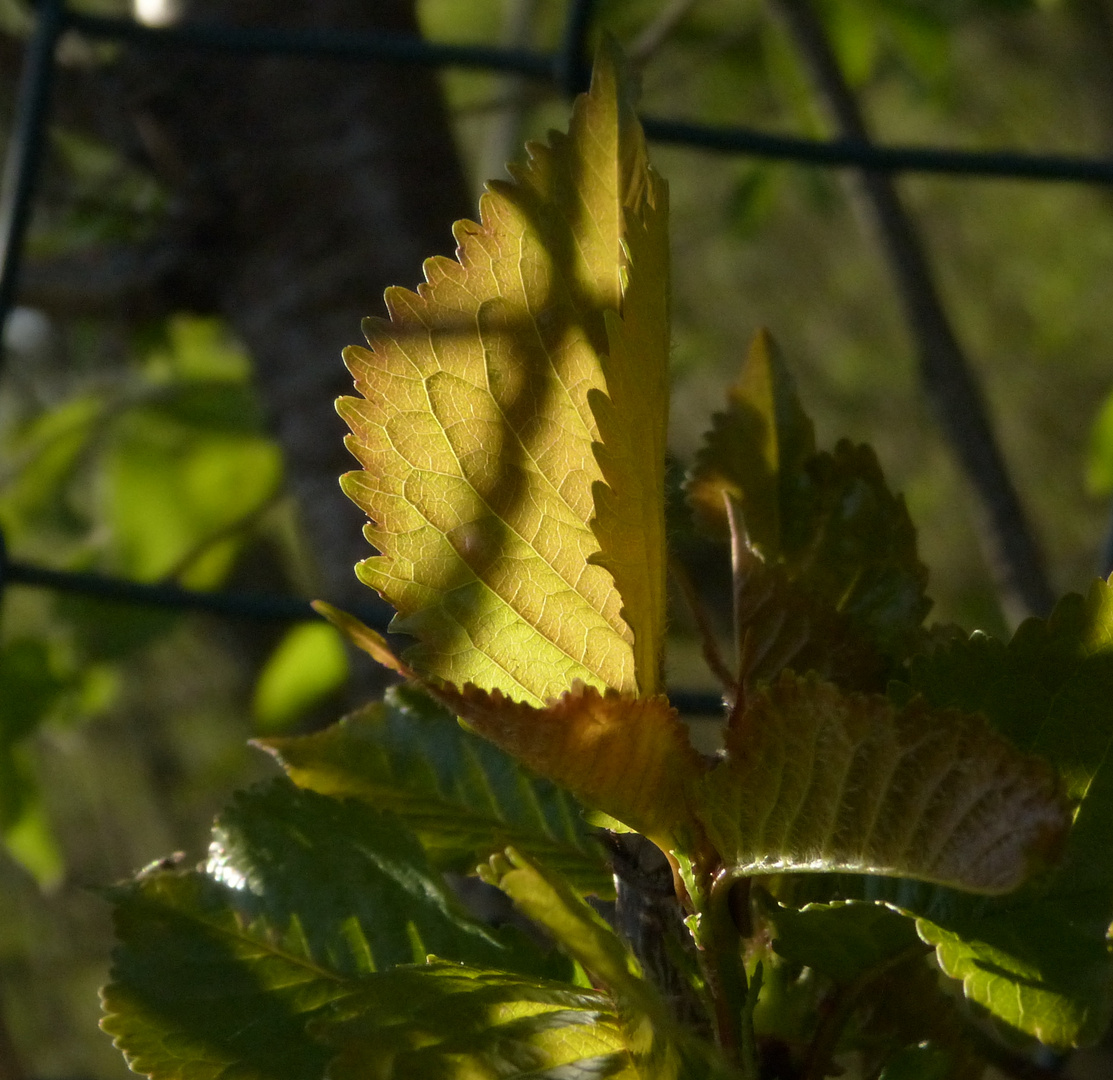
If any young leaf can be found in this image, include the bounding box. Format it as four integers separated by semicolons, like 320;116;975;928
685;329;814;554
258;683;612;895
864;579;1113;1047
317;961;637;1080
430;679;706;846
589;160;670;695
685;335;930;660
698;672;1068;892
339;42;668;704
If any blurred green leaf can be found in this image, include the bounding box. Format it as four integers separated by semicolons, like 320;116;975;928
143;315;253;384
252;622;349;734
878;1043;952;1080
0;395;103;542
1086;388;1113;495
106;408;281;588
259;684;612;896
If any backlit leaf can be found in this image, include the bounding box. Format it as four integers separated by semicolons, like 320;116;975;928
259;683;612;895
338;42;667;704
318;961;637;1080
685;329;813;554
589;156;670;695
685;334;929;660
430;680;705;847
698;672;1068;892
479;848;690;1078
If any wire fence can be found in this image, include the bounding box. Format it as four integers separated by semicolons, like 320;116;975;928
2;0;1113;714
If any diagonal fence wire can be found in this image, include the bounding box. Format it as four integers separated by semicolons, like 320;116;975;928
3;0;1113;711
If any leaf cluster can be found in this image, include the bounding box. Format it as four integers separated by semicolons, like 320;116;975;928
101;40;1113;1080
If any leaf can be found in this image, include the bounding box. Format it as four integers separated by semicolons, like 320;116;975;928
730;537;885;695
589;153;671;695
865;579;1113;1047
430;680;706;847
258;683;612;895
479;848;644;998
685;335;930;660
480;850;733;1080
102;781;576;1079
101;871;349;1080
317;961;637;1080
754;893;922;984
685;329;814;555
698;672;1068;892
252;622;349;733
338;42;665;704
206;780;513;973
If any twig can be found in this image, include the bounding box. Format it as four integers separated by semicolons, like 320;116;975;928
766;0;1054;624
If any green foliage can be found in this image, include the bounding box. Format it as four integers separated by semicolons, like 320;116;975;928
251;622;349;733
100;38;1113;1080
259;683;611;895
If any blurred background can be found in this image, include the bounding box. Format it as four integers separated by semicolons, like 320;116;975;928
2;0;1113;1074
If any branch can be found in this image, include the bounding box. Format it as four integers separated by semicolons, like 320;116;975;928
766;0;1054;623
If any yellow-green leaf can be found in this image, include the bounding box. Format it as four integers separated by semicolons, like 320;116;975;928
589;163;670;696
699;672;1069;893
339;42;665;705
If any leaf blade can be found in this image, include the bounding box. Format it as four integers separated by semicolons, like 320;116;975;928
339;44;662;704
698;672;1068;892
258;684;612;895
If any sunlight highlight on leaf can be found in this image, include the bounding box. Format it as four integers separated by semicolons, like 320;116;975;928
339;42;668;704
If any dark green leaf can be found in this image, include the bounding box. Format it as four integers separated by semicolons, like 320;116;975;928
259;684;612;896
209;780;530;974
755;893;922;984
101;871;351;1080
865;580;1113;1047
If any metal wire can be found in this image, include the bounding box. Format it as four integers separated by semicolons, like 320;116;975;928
4;0;1113;709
